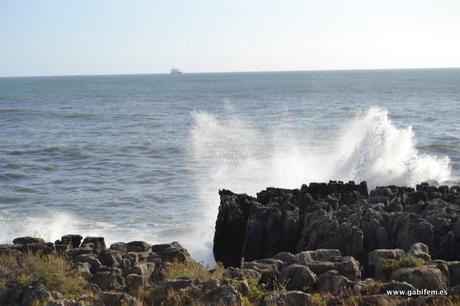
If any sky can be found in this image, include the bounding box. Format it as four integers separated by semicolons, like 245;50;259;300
1;0;460;77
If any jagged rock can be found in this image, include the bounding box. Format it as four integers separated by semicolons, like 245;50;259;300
331;256;361;280
92;269;125;291
211;285;241;305
60;234;83;248
13;237;45;245
74;254;102;274
164;279;196;290
126;274;145;294
126;241;151;253
151;242;191;263
390;266;448;290
110;242;127;253
408;242;431;261
99;250;121;268
265;291;312;306
74;262;93;281
214;182;460;266
279;264;318;290
305;261;335;276
81;237;106;253
316;270;353;295
244;259;283;283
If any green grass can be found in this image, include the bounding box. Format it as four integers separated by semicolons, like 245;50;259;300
162;260;225;281
381;255;425;277
359;280;385;295
0;253;86;302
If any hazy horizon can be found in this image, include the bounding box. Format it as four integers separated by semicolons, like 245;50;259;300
1;0;460;77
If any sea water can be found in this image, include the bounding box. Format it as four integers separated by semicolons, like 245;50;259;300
1;69;459;262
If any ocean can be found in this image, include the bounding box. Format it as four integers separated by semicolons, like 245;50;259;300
1;69;459;262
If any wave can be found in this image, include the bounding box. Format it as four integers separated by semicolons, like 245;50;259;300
184;106;452;263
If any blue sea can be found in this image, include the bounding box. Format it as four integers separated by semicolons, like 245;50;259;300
1;69;459;262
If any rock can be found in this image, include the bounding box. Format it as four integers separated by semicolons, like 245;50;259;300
202;278;222;290
13;237;45;245
316;270;353;295
151;241;191;263
92;269;125;291
110;242;127;253
408;242;431;262
99;250;121;268
331;256;361;280
279;264;318;290
20;283;52;306
383;280;416;291
244;260;282;283
74;254;102;274
305;261;335;276
126;241;151;253
368;249;405;279
81;237;106;253
211;285;241;305
60;234;83;248
74;262;93;281
390;266;448;290
126;274;145;294
223;267;261;282
266;291;312;306
165;279;196;290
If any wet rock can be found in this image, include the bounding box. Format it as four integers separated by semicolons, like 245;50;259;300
278;264;318;290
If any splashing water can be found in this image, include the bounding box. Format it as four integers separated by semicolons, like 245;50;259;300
186;107;451;263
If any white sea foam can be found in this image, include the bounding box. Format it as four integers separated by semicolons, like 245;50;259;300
185;106;452;263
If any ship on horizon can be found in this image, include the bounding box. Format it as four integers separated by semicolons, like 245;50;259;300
170;68;183;75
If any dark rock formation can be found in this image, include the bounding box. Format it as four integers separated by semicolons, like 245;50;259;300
214;181;460;268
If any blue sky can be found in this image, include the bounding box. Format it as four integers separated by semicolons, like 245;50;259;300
1;0;460;76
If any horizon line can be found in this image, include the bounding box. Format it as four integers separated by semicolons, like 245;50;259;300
1;66;460;79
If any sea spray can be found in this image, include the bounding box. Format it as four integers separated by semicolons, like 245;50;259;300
185;106;452;263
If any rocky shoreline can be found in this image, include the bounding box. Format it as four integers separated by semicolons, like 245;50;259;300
1;181;460;305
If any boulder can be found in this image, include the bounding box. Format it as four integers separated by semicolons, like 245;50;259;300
278;264;318;290
408;242;431;262
126;241;151;253
390;266;448;290
316;270;353;295
13;237;45;245
368;249;405;279
92;269;125;291
81;237;106;253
